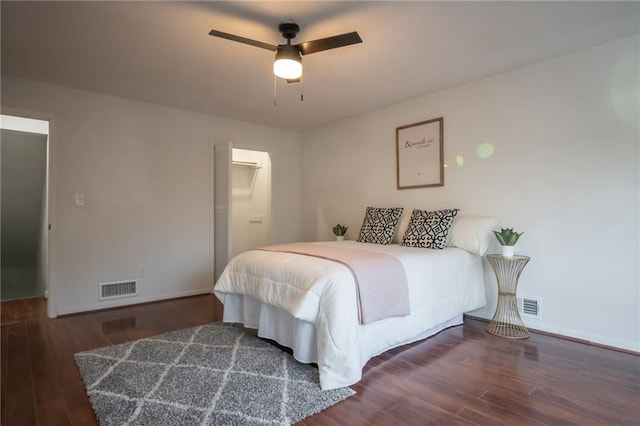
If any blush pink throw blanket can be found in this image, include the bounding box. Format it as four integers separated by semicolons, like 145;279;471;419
257;243;410;324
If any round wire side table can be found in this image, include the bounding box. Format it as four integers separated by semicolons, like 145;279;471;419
486;254;531;339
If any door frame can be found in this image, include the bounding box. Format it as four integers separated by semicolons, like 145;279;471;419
1;106;57;317
212;140;233;283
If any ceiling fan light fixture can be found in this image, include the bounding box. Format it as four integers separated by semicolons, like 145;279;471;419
273;45;302;79
209;21;362;85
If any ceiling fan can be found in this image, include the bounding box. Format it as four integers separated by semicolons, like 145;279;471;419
208;21;362;82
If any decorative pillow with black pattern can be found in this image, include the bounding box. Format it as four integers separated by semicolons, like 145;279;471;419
401;209;460;249
357;207;404;245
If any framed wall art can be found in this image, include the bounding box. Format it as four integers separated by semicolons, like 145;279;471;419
396;117;444;189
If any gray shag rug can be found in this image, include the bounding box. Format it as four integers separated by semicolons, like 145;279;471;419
74;322;354;425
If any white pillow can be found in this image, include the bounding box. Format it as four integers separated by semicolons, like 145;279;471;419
393;212;412;244
447;216;499;256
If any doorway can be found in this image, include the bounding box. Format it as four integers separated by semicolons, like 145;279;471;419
0;114;50;301
213;143;271;281
231;149;271;257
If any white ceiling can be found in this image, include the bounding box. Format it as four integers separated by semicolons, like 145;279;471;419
1;1;638;131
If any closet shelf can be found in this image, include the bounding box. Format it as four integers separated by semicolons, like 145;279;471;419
232;160;262;169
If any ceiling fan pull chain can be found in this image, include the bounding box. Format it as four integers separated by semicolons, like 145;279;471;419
273;74;277;106
300;77;304;102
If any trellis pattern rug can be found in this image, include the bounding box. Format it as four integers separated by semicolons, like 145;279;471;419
74;323;354;425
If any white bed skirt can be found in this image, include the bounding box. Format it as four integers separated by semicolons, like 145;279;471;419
222;293;463;367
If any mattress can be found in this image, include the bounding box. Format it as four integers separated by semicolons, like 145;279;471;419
213;241;486;389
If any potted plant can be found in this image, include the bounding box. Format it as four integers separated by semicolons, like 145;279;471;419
493;228;523;257
332;224;348;241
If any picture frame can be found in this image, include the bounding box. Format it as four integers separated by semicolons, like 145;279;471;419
396;117;444;189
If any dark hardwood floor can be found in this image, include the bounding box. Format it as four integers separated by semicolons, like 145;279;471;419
2;295;638;425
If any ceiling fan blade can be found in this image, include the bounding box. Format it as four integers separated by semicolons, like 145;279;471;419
297;31;362;56
208;29;277;52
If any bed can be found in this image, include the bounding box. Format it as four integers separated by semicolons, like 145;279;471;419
213;222;489;390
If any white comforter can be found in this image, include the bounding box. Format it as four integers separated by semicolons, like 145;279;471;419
213;241;486;389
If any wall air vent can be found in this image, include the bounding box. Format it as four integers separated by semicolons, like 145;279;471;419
519;297;541;318
100;280;137;301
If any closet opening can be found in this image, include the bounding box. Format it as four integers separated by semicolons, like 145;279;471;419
231;149;271;257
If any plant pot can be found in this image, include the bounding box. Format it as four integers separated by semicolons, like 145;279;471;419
501;245;515;257
336;235;344;241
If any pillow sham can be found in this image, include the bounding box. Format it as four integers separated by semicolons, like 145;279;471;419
447;215;499;256
401;208;459;249
357;207;404;245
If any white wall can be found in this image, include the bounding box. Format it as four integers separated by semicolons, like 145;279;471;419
301;36;639;352
1;76;302;315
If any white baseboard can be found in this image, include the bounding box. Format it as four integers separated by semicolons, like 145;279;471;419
55;288;213;316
